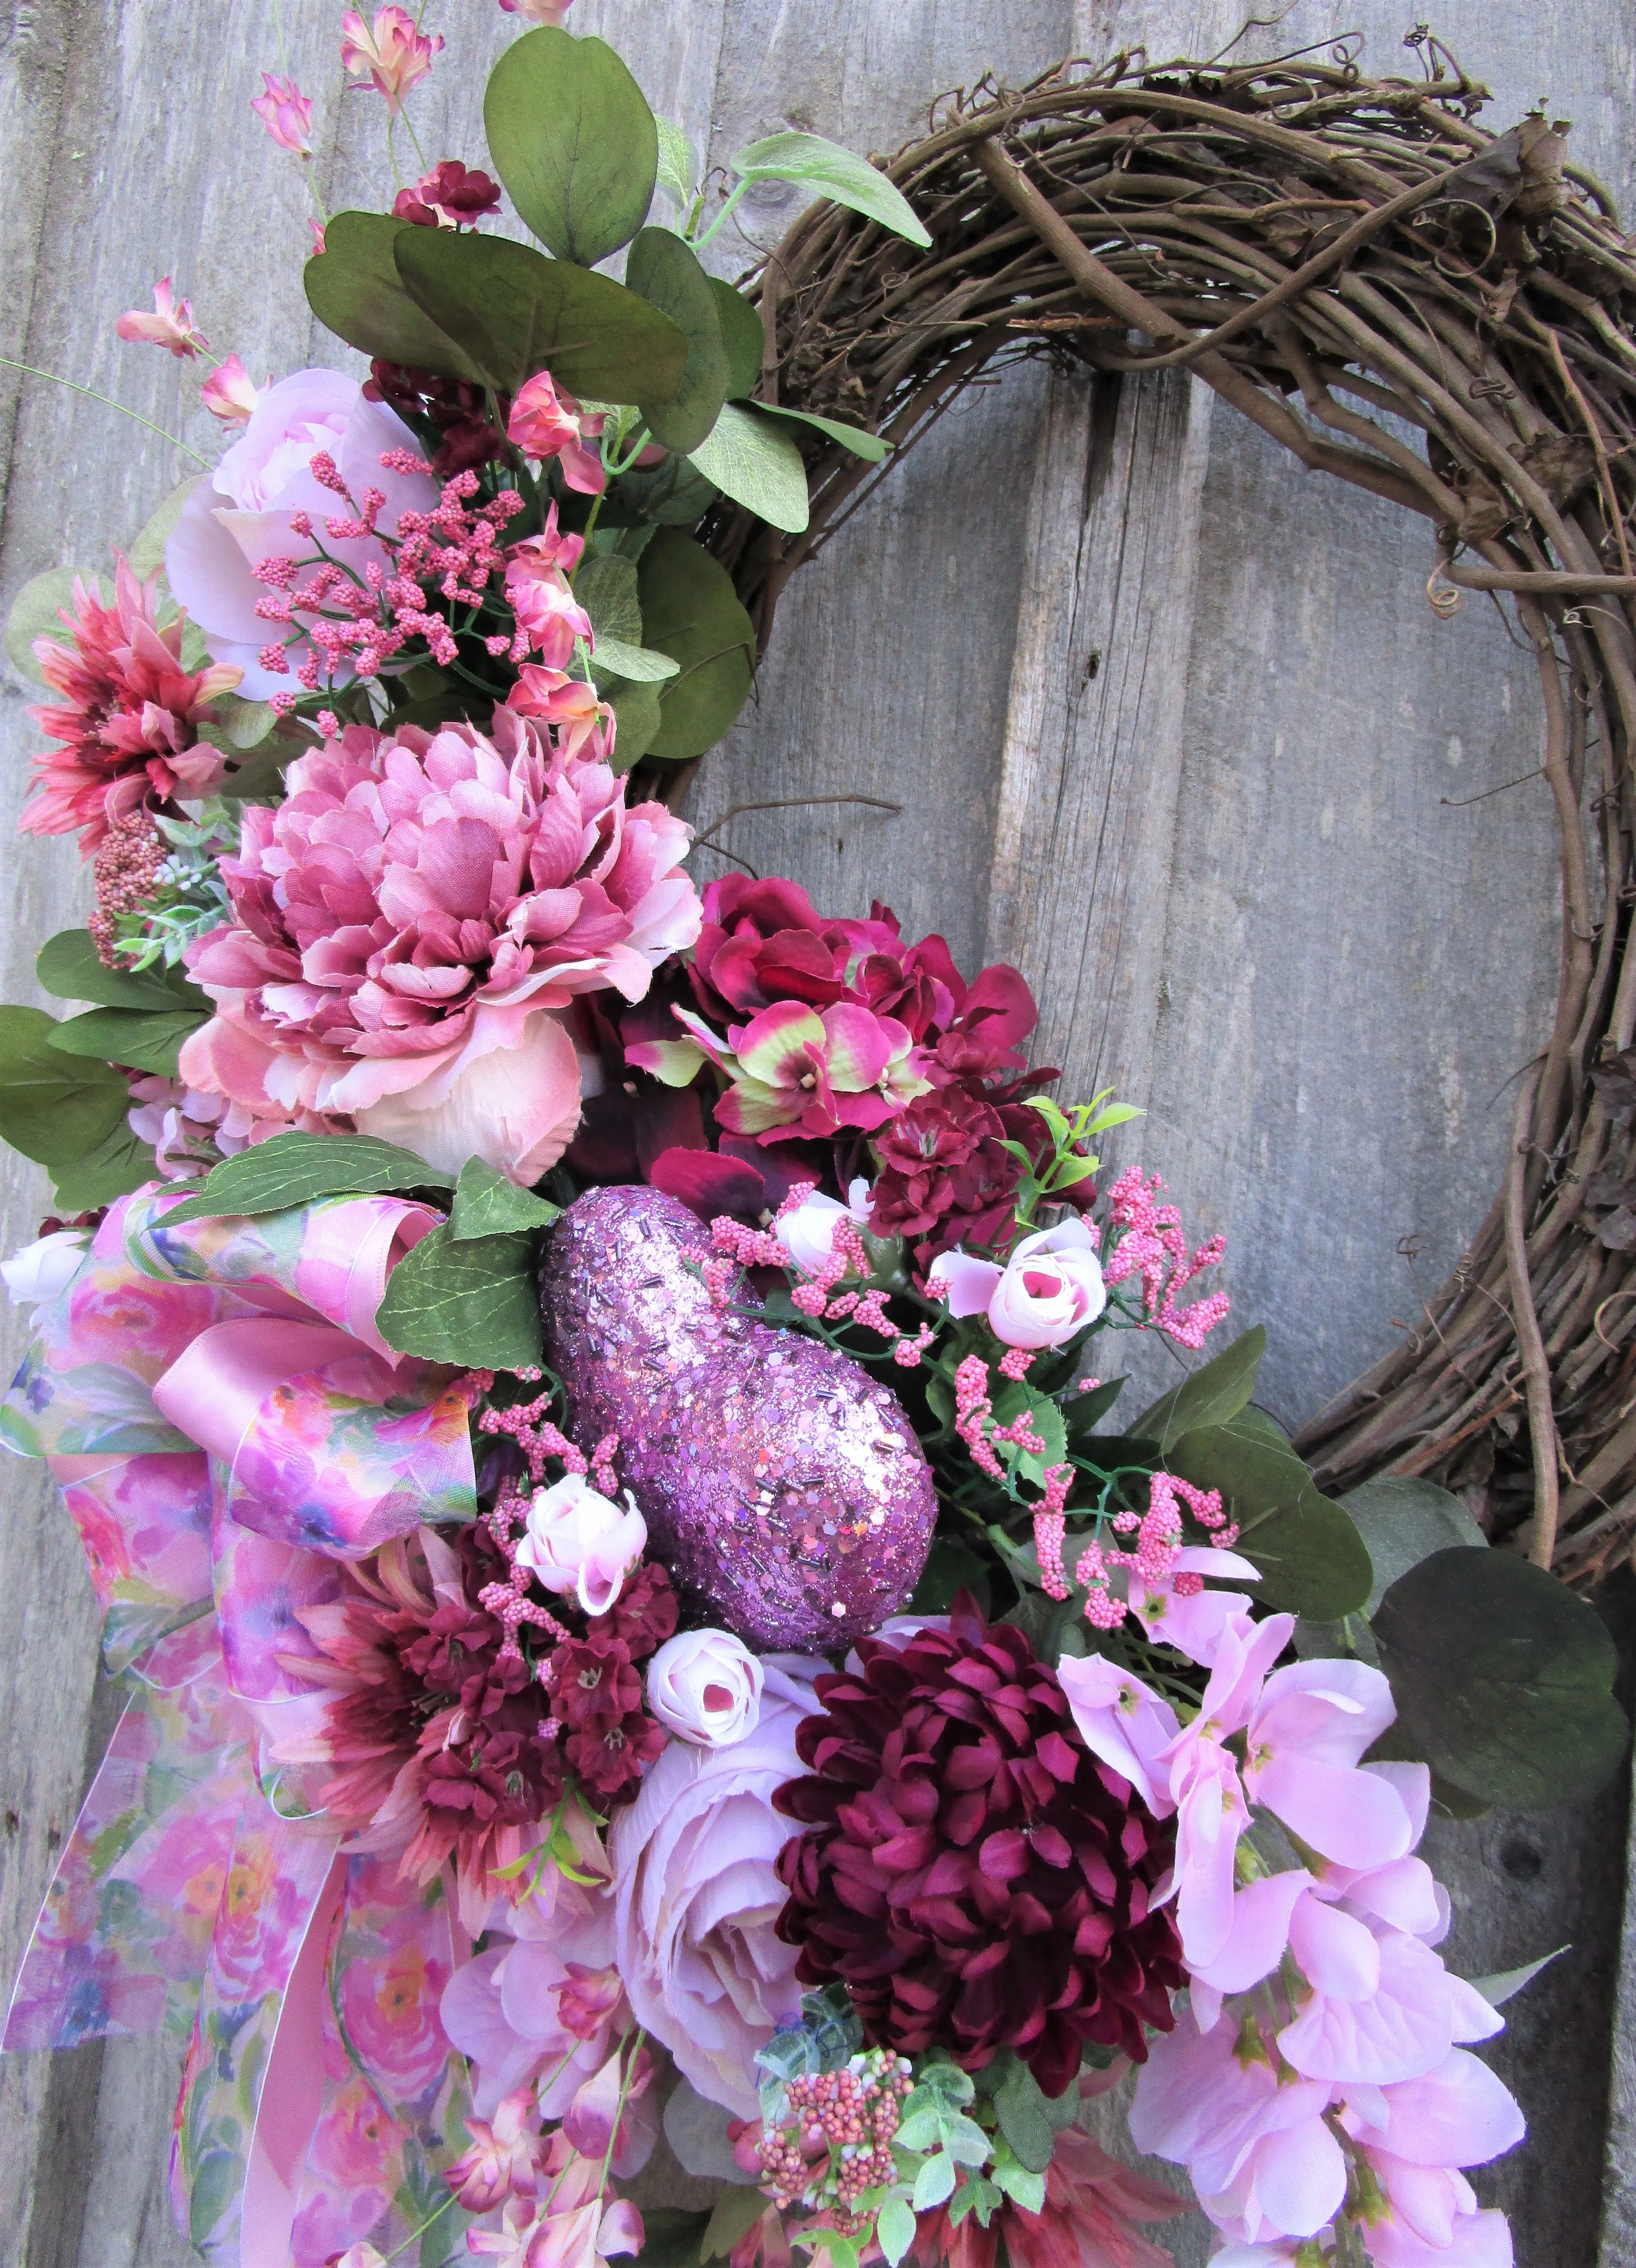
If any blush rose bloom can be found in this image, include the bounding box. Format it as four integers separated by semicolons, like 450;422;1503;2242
178;710;701;1183
775;1177;873;1275
646;1629;764;1748
0;1230;91;1320
165;368;439;697
928;1216;1107;1347
516;1473;647;1617
609;1659;825;2114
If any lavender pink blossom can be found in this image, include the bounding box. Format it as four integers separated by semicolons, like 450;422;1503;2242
251;71;313;155
340;7;442;113
114;277;205;358
516;1473;647;1616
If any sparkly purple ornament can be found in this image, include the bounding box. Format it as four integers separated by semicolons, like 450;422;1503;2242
539;1186;937;1651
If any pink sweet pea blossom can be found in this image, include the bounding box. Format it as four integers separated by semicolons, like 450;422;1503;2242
507;553;595;668
447;2085;547;2211
114;277;206;358
561;2043;658;2176
929;1216;1107;1346
509;372;608;495
1242;1659;1415;1870
200;353;269;425
441;1872;627;2119
500;0;576;20
251;70;313;154
516;1473;646;1616
340;7;443;113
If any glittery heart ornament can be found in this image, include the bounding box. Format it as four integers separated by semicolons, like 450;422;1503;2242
538;1186;937;1650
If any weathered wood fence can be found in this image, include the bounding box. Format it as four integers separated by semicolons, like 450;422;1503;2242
1;2;1633;2261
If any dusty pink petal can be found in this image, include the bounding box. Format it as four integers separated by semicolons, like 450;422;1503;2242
926;1248;1004;1317
354;1006;582;1183
1056;1654;1179;1818
1288;1893;1380;1998
1278;1928;1458;2085
1170;1739;1251;1968
1188;1870;1313;2001
1249;1752;1413;1871
1373;2050;1526;2168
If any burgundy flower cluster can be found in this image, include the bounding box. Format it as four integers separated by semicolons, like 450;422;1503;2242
772;1594;1183;2098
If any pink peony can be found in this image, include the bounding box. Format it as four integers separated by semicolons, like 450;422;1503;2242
340;7;442;113
164;368;438;698
508;372;607;496
609;1660;825;2114
21;560;241;849
929;1216;1108;1347
178;710;701;1182
114;276;205;358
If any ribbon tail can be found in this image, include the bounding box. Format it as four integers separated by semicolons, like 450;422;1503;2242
240;1852;349;2268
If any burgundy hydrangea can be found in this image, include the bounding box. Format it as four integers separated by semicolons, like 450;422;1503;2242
868;1081;1027;1264
772;1594;1182;2097
393;159;502;228
365;359;509;473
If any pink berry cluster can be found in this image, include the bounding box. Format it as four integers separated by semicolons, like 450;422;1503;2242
478;1385;619;1496
954;1353;1073;1499
1101;1167;1230;1351
756;2050;915;2220
1074;1470;1238;1631
251;455;528;709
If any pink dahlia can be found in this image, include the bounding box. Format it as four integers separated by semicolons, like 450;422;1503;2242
179;709;701;1182
22;559;242;851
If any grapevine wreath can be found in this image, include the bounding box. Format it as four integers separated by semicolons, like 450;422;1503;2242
0;11;1631;2268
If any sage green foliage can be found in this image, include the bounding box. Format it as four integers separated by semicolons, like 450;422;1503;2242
729;130;932;248
304;212;483;380
448;1157;560;1240
576;555;642;646
1170;1404;1373;1623
638;2210;714;2268
127;477;202;580
700;2191;764;2260
754;400;895;462
1372;1546;1628;1807
159;1130;453;1227
1131;1324;1266;1450
38;929;207;1015
484;29;659;266
711;276;767;398
0;1006;132;1167
375;1221;544;1369
689;403;810;534
636;530;757;759
626;227;732;454
1340;1473;1487;1616
5;565;96;683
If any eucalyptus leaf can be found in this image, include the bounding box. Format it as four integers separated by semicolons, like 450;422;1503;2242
375;1222;544;1369
219;736;296;800
576;554;642;646
1062;1375;1127;1448
1471;1945;1568;2007
304;211;482;380
655;117;696;211
610;452;721;528
605;678;664;770
641;2208;713;2268
592;636;679;683
38;930;207;1014
991;1378;1067;1489
128;477;202;581
1131;1324;1267;1453
1340;1474;1488;1617
1373;1548;1629;1808
395;227;687;406
626;227;732;454
635;529;756;759
699;2187;767;2260
911;1537;991;1615
448;1157;560;1241
687;403;810;533
712;277;767;399
198;693;279;753
731;130;932;248
485;28;658;265
159;1130;453;1227
48;1007;207;1079
662;2080;757;2184
6;566;96;685
1169;1404;1372;1623
52;1117;156;1211
0;1007;132;1167
754;400;892;462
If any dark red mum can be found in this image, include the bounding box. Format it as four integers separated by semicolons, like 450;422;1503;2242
772;1593;1182;2096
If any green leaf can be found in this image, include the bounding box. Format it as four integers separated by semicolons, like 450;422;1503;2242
1062;1375;1127;1450
394;226;687;406
1470;1944;1568;2007
638;2208;711;2268
910;1537;990;1615
52;1117;155;1211
1372;1546;1629;1808
636;529;756;760
1131;1324;1267;1454
990;1378;1067;1490
48;1007;206;1078
1169;1406;1372;1622
1339;1474;1488;1617
484;27;658;266
159;1130;454;1227
576;553;641;645
195;692;279;754
987;2055;1055;2174
593;637;680;683
990;2160;1046;2213
913;2154;957;2212
876;2195;916;2268
712;277;766;399
38;930;207;1014
754;400;892;463
626;227;732;455
700;2188;767;2261
448;1157;560;1240
219;736;296;800
688;403;810;534
6;566;97;685
609;450;721;528
304;211;482;380
128;477;202;581
731;131;931;248
376;1222;544;1368
604;679;664;771
0;1007;131;1167
655;117;695;212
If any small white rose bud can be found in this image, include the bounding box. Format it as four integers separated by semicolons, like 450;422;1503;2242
646;1628;764;1748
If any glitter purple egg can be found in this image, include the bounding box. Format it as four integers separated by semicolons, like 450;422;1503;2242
539;1186;937;1651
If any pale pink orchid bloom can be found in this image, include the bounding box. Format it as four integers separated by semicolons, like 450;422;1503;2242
200;353;270;425
251;70;312;154
508;371;608;494
775;1177;873;1275
340;6;443;113
115;277;205;358
1055;1653;1180;1817
1242;1658;1414;1870
929;1216;1107;1347
440;1869;622;2115
516;1472;646;1616
447;2084;547;2211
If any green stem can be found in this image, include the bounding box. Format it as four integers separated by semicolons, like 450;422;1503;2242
0;358;210;466
594;2029;647;2197
692;178;750;251
381;2190;456;2265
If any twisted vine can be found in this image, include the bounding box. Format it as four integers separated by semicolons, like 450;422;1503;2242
656;35;1636;1586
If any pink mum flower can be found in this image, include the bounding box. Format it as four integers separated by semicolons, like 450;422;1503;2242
251;70;313;155
508;372;608;496
178;709;701;1183
114;276;206;358
200;352;269;425
341;7;443;113
22;560;241;851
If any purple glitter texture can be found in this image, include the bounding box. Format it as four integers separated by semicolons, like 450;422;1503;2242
538;1186;937;1651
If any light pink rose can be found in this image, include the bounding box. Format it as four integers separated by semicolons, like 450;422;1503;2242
165;369;438;696
516;1473;646;1616
646;1629;763;1747
775;1177;873;1275
609;1660;826;2114
928;1216;1106;1347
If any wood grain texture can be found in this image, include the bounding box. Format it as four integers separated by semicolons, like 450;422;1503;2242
0;2;1632;2263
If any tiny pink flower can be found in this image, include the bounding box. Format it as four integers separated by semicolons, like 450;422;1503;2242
115;277;206;359
340;6;444;114
251;70;313;155
508;371;608;495
200;353;269;426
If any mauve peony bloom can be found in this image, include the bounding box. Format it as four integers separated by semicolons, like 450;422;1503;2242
930;1215;1107;1347
609;1659;826;2115
22;561;241;849
114;276;205;358
517;1473;647;1616
200;352;270;425
165;368;438;698
178;710;701;1182
646;1628;764;1747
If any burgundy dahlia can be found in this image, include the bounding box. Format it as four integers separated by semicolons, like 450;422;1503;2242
773;1594;1182;2097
